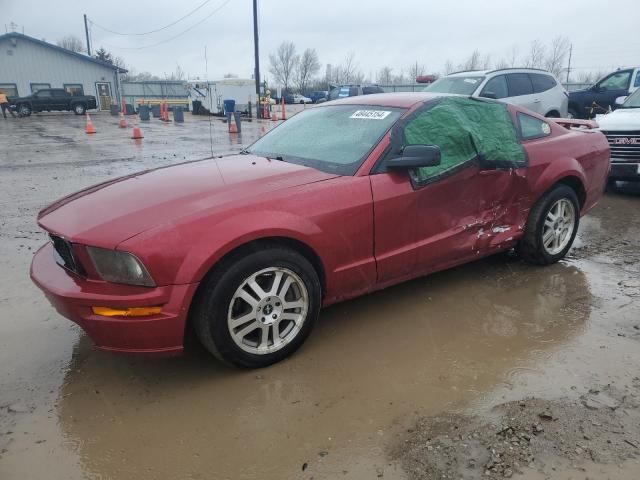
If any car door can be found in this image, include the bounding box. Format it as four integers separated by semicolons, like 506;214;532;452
51;89;69;110
591;70;633;113
31;90;52;111
505;73;540;113
370;97;528;285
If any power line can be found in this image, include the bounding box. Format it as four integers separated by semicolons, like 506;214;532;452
89;0;213;36
95;0;233;51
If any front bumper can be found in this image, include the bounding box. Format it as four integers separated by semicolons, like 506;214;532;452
610;162;640;181
30;243;199;354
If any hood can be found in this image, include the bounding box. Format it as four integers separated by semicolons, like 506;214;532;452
596;108;640;131
38;155;339;248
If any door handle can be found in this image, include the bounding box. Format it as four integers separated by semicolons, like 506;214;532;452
479;169;503;176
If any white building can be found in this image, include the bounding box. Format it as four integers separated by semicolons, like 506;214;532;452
0;32;126;110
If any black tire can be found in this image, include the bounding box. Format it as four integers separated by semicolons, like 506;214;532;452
299;100;304;104
606;178;619;193
517;184;580;265
73;103;86;115
545;111;560;118
18;103;32;117
192;246;321;368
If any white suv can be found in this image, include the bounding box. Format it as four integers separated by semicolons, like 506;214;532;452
424;68;568;117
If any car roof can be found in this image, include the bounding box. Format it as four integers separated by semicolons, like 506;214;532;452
447;68;555;77
320;92;455;108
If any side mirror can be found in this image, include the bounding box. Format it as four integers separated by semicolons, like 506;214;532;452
615;96;627;106
480;91;497;99
387;145;441;169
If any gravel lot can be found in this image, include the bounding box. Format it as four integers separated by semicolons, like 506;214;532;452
0;111;639;479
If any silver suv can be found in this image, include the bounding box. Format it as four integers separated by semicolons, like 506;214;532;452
424;68;568;117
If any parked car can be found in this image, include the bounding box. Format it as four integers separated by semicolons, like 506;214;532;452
31;93;609;368
424;68;568;117
309;91;328;103
596;88;640;185
327;84;385;101
568;67;640;119
292;94;312;104
10;88;97;116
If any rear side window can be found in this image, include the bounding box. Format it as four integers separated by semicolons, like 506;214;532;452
480;75;508;99
506;74;533;97
530;73;557;93
518;112;551;140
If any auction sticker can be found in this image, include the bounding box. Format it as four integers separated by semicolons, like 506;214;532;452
350;110;391;120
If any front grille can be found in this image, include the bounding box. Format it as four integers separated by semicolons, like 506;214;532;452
603;130;640;162
50;234;85;276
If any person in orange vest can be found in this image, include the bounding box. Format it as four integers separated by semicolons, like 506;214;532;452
0;90;17;118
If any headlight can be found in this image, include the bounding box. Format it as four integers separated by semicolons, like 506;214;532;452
86;247;155;287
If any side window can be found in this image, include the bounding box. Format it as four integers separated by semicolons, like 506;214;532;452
36;90;52;98
518;113;551;140
530;73;557;93
398;97;526;185
0;83;18;96
30;83;51;93
506;73;533;97
633;73;640;88
599;71;632;90
480;75;508;99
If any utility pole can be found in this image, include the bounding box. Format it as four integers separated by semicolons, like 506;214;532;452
252;0;261;118
566;44;572;84
84;14;91;56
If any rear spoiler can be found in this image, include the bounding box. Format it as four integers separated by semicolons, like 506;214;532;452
554;118;599;130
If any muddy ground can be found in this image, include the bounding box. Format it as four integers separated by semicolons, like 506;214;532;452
0;112;639;480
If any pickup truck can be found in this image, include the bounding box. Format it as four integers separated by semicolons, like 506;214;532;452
569;67;640;119
10;88;97;116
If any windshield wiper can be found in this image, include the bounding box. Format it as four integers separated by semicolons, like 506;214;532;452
267;155;285;161
239;149;250;155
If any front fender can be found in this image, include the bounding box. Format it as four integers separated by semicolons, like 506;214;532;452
179;210;326;284
121;209;328;286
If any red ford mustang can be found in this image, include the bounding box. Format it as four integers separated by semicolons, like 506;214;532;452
30;94;610;368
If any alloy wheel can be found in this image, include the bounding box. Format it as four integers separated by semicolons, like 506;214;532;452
542;198;576;255
227;267;308;355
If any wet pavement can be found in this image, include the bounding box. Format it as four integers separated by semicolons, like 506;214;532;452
0;113;639;479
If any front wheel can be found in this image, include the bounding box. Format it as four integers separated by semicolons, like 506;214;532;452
567;108;578;119
192;247;321;368
517;185;580;265
18;104;32;116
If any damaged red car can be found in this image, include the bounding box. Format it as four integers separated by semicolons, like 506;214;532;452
30;94;610;368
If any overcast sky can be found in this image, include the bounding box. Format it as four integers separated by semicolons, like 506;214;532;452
3;0;639;81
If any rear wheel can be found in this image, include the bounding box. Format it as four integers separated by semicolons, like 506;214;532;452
192;247;321;368
517;185;579;265
73;103;86;115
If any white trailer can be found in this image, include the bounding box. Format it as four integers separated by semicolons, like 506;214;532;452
187;78;256;114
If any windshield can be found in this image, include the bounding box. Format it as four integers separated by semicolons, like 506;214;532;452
621;89;640;108
246;105;404;175
423;76;485;95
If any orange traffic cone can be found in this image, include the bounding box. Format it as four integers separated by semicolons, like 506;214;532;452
119;112;128;128
131;117;143;139
229;120;238;134
85;113;96;134
281;96;287;121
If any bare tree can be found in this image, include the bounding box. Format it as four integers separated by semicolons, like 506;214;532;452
481;53;492;70
340;52;360;83
165;64;185;81
269;41;299;90
524;40;546;69
494;58;510;70
462;49;482;70
376;66;393;84
57;35;85;53
408;62;426;81
296;48;321;93
443;60;455;75
507;46;519;67
544;36;571;77
112;56;127;70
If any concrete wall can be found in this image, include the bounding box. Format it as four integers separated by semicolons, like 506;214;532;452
0;35;120;109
